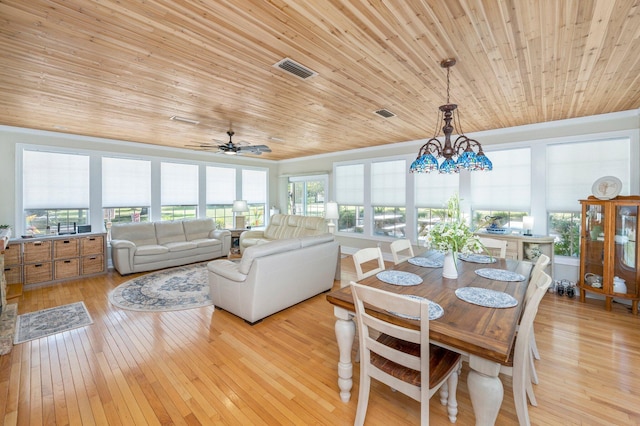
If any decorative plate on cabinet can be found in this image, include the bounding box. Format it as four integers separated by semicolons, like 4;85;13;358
592;176;622;200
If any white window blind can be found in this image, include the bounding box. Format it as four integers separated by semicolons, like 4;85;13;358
242;169;267;202
161;162;199;205
371;160;406;206
206;166;236;204
471;148;531;211
102;157;151;208
415;172;459;207
547;138;630;211
23;150;90;209
335;164;364;205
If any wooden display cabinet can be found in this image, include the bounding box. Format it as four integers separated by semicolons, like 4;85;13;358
579;196;640;314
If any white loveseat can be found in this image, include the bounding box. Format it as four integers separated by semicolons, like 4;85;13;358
110;218;231;275
207;233;339;324
238;213;328;254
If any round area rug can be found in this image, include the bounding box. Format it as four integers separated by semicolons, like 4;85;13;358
109;263;212;312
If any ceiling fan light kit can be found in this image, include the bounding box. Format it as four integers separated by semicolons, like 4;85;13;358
410;58;492;174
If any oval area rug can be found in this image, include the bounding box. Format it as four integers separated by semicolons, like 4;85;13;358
109;263;212;312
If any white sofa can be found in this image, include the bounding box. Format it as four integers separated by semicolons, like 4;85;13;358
239;213;328;254
110;218;231;275
207;233;339;324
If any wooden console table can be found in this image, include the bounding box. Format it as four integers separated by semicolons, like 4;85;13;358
5;233;107;290
475;231;555;277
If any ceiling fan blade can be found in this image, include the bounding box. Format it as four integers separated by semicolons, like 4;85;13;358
185;143;218;148
238;144;271;153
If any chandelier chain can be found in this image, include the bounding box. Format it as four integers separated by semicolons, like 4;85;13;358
446;66;451;105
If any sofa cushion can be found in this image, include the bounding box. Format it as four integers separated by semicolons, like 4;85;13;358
183;218;215;241
191;238;221;248
238;238;301;275
262;214;327;240
111;222;158;246
163;241;197;252
135;244;170;256
155;221;187;245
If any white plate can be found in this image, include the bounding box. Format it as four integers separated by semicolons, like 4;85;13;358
592;176;622;200
388;295;444;321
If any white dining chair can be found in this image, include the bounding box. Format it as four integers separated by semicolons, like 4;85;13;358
499;269;553;426
352;247;385;281
525;254;551;384
390;239;415;265
478;237;507;258
350;282;462;425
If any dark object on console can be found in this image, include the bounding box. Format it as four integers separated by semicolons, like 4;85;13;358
58;222;77;235
77;225;91;233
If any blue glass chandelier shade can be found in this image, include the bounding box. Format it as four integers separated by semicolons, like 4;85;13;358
409;59;492;174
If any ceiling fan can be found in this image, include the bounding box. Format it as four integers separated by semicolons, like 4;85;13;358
186;130;271;156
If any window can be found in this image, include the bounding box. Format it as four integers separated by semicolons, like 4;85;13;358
415;172;458;244
287;175;327;217
102;157;151;224
372;160;406;238
471;148;530;230
547;138;630;256
335;164;364;233
206;166;236;229
548;212;581;257
242;169;267;227
23;150;90;234
161;162;199;221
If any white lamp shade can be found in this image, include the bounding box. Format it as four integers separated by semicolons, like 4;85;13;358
325;202;339;220
232;200;249;213
523;216;534;230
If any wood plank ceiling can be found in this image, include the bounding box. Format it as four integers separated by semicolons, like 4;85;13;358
1;0;639;160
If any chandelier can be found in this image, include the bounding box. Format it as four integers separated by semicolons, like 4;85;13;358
409;58;492;174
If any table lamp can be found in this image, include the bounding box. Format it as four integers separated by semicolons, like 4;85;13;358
233;200;249;229
523;216;534;236
325;201;339;234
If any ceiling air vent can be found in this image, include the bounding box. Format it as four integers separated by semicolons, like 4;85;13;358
273;58;318;80
374;109;396;118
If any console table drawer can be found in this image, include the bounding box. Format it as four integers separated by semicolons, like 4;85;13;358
82;255;104;275
3;266;22;285
54;239;80;259
4;243;21;264
55;259;80;280
24;241;52;263
25;262;53;284
81;236;104;255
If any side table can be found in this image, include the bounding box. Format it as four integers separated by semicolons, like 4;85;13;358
229;229;247;257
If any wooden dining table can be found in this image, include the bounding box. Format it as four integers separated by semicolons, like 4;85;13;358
326;251;533;426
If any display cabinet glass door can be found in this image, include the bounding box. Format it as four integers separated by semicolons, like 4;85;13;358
583;203;605;292
614;205;638;296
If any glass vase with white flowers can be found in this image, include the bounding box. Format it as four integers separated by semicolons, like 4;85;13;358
423;193;483;278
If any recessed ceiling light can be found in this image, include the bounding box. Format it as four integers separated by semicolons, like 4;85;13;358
170;115;200;125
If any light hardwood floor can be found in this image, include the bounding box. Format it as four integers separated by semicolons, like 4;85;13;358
1;257;639;425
